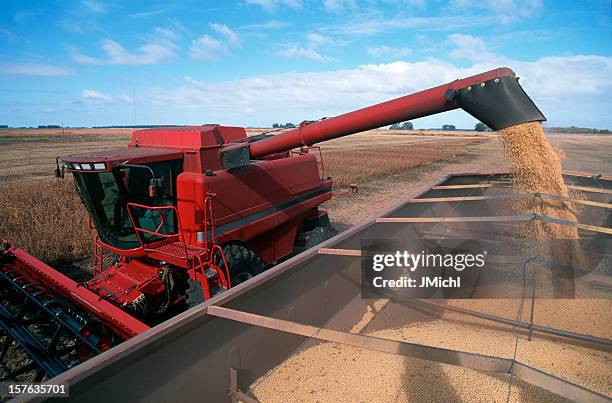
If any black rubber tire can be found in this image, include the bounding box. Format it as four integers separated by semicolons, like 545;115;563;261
216;244;264;287
186;279;204;308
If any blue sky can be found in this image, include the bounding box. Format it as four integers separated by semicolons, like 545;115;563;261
1;0;611;129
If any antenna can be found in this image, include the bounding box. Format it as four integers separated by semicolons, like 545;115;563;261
133;88;136;126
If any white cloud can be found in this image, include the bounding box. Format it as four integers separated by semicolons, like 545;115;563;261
245;0;274;10
117;94;134;103
443;33;612;99
82;0;106;14
168;18;189;34
154;27;180;41
68;91;135;106
306;33;331;45
406;0;426;8
323;0;357;13
70;38;176;65
186;24;240;60
241;20;290;29
103;39;175;65
324;0;425;13
56;1;107;34
275;33;338;62
129;9;168;19
0;63;72;76
57;18;100;33
324;15;494;37
367;45;413;58
447;33;497;61
190;35;227;60
276;46;333;62
447;0;542;22
305;32;347;48
148;54;612;129
245;0;303;11
67;46;101;64
0;26;17;41
210;23;241;47
81;89;112;104
509;55;612;97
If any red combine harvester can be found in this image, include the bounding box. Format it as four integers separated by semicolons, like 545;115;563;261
0;67;544;381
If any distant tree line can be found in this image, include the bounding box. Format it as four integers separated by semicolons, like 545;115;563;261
91;124;220;128
474;122;487;132
543;126;610;134
388;121;492;132
272;123;297;128
388;122;476;131
389;121;413;130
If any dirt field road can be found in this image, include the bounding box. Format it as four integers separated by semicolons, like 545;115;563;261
323;134;611;229
323;136;505;229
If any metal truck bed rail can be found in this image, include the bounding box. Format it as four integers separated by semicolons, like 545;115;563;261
20;171;611;403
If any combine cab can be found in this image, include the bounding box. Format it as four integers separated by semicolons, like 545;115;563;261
1;67;546;382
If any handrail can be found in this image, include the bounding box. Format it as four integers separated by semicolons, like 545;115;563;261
126;199;232;295
210;243;231;288
202;191;219;247
125;203;190;261
202;193;231;287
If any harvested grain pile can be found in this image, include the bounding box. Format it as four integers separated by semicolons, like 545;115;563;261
251;299;612;401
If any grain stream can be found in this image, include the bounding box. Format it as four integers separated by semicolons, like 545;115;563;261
499;122;586;297
498;121;578;240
